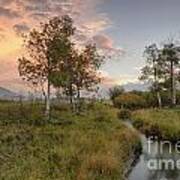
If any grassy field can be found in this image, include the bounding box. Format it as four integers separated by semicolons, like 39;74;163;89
132;108;180;141
0;101;140;180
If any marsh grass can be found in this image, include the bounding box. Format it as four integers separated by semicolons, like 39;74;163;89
0;101;140;179
132;109;180;141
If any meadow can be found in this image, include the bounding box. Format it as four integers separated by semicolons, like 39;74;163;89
132;108;180;141
0;100;140;180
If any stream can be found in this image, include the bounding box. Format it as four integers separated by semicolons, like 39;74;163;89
124;121;180;180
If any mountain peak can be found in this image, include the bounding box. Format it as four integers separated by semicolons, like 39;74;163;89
0;87;18;100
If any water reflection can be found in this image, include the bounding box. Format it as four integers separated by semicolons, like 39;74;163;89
128;125;180;180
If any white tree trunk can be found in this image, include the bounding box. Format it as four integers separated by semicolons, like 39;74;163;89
45;80;51;120
157;91;162;108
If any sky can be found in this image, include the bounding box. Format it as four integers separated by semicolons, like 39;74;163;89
0;0;180;92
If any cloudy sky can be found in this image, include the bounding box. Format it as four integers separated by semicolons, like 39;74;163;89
0;0;180;92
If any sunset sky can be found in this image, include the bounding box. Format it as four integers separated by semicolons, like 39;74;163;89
1;0;180;92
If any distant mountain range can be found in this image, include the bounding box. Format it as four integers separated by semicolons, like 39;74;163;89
0;82;151;100
122;82;150;92
98;82;151;99
0;87;19;100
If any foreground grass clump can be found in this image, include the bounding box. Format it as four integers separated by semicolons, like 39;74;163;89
0;101;140;180
132;109;180;141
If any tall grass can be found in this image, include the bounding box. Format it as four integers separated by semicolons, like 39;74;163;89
132;109;180;141
0;101;140;179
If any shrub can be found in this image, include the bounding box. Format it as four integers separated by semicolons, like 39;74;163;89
114;93;146;110
118;109;131;120
109;86;125;101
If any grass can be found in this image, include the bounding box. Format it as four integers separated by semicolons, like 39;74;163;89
0;101;140;180
132;108;180;141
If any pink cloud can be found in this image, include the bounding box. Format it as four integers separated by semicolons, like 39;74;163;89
99;70;138;88
93;34;123;54
0;0;124;91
